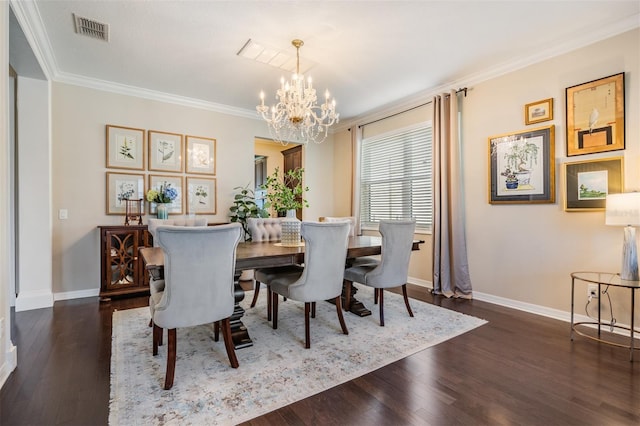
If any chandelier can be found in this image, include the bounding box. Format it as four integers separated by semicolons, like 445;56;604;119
257;39;339;145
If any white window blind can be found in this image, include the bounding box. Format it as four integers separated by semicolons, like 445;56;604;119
359;123;432;230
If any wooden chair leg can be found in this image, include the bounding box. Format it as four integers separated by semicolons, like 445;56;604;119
374;287;379;305
164;328;177;390
304;302;311;349
272;291;279;329
344;279;352;311
250;280;261;308
335;296;349;335
267;285;272;321
311;301;316;318
152;323;161;356
213;321;220;342
402;284;414;317
148;318;152;327
378;289;385;326
220;318;239;368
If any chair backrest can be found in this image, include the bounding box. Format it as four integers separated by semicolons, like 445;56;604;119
148;217;208;246
365;220;416;287
247;217;282;242
319;216;356;237
286;221;350;302
151;223;242;329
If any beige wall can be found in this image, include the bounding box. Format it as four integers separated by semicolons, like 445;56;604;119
50;83;339;295
463;29;639;320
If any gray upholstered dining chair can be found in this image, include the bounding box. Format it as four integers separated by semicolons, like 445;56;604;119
343;219;416;326
267;221;351;348
319;216;379;267
149;223;242;390
247;217;300;318
147;217;209;297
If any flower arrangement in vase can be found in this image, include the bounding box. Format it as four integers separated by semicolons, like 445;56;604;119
146;183;178;219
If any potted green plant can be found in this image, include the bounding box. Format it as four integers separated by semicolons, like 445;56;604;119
229;184;269;242
261;167;309;216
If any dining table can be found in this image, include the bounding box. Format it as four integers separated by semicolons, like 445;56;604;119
140;235;424;349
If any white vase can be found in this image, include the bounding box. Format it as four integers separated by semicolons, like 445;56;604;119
281;209;301;246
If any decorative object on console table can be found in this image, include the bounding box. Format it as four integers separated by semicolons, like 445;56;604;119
156;203;169;220
124;198;143;225
605;192;640;281
98;225;152;301
565;72;625;157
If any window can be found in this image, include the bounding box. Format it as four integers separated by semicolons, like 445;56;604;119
359;122;432;231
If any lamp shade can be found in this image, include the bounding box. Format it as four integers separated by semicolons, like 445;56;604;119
605;193;640;226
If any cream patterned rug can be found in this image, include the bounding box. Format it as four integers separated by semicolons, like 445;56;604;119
110;286;486;425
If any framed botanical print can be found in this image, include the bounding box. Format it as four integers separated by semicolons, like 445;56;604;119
564;156;623;211
148;174;184;215
106;125;145;170
186;135;216;175
565;73;625;156
106;172;145;215
488;125;555;204
186;177;217;214
148;130;183;173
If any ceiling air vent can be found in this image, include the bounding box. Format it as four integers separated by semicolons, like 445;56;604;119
73;13;109;42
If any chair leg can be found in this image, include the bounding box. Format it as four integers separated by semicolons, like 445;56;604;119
343;279;352;311
402;284;414;317
267;285;272;321
311;301;316;318
335;296;349;335
152;323;161;356
250;280;261;308
272;291;278;329
374;287;379;305
220;318;239;368
304;302;311;349
378;289;385;327
148;318;152;327
164;328;177;390
213;321;220;342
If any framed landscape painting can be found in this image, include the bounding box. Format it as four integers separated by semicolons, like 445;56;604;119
524;98;553;125
488;125;555;204
106;125;145;170
564;156;623;211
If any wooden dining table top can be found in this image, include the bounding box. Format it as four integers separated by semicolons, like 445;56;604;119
140;235;424;272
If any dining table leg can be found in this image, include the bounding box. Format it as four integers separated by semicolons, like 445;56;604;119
230;271;253;349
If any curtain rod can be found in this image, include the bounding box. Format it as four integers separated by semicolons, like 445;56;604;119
355;87;467;129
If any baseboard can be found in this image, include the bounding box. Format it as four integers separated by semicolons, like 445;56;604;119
408;277;432;288
14;290;54;312
54;288;100;301
0;344;17;389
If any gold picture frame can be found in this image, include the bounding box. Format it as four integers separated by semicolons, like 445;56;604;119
524;98;553;125
106;125;146;170
148;130;183;173
563;156;623;211
186;177;217;214
186;135;216;175
565;73;625;157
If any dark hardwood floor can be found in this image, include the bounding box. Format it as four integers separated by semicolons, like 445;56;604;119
1;284;639;425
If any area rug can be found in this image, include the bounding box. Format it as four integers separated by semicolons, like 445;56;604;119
110;286;486;425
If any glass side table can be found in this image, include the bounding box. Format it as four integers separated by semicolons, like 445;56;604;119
570;272;640;361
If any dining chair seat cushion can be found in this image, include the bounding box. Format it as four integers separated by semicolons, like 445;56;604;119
255;265;303;284
349;256;380;268
343;264;376;284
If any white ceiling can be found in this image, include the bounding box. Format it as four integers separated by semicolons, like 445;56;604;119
9;1;640;125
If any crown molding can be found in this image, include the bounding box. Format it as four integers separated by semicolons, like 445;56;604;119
14;2;639;126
